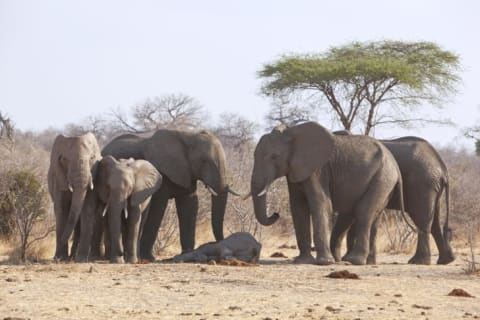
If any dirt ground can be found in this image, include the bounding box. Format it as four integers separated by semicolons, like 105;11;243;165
1;247;479;320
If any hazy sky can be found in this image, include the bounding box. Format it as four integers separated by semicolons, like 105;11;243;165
1;1;479;149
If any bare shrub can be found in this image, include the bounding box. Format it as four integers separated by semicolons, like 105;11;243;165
379;210;416;254
152;202;179;256
439;146;480;272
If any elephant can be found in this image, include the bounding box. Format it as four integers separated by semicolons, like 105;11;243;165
47;132;101;262
249;122;404;265
172;232;262;263
94;156;162;263
99;129;238;261
332;132;454;265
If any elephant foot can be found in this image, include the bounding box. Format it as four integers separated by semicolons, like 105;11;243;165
366;254;376;265
293;254;316;264
408;255;431;265
139;252;156;262
110;256;125;264
342;253;367;265
437;252;455;265
316;255;335;266
125;255;138;264
54;256;69;263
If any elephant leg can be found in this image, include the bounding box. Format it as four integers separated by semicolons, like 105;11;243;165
343;180;388;265
125;206;141;263
139;191;169;261
175;192;199;253
303;181;334;265
366;217;380;265
330;214;354;262
407;196;434;265
75;191;96;262
54;191;70;261
287;183;315;264
430;193;455;264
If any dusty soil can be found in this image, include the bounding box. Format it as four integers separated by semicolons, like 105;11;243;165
1;250;479;320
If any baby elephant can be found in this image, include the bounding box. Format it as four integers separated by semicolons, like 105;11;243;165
173;232;262;263
95;156;162;263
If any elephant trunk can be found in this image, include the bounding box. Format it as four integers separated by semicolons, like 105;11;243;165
251;189;279;226
60;187;88;246
60;158;93;248
211;192;228;241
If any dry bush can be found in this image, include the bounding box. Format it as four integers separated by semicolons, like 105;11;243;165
378;210;416;254
439;146;480;272
152;202;180;256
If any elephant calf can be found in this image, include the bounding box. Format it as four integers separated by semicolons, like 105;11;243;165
172;232;262;263
95;156;162;263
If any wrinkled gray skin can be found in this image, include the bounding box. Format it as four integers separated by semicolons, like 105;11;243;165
97;129;235;261
47;133;101;262
94;156;162;263
250;122;404;265
172;232;262;263
332;131;454;265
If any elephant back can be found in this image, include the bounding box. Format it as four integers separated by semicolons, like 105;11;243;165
102;133;149;160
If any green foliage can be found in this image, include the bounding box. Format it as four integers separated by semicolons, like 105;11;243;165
258;40;461;134
0;170;49;261
2;171;47;217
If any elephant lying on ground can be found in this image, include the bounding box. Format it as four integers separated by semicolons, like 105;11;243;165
47;133;101;262
94;156;162;263
172;232;262;263
332;132;454;265
250;122;404;265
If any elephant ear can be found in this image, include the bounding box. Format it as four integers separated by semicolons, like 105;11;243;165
130;160;163;207
144;130;192;189
50;134;69;191
286;122;335;183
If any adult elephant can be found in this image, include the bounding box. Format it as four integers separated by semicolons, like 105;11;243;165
95;156;162;263
249;122;404;265
100;129;237;261
333;132;454;265
47;133;101;262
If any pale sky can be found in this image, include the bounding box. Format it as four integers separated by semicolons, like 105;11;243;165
1;1;479;149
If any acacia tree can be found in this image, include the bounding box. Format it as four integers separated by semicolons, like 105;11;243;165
259;40;461;135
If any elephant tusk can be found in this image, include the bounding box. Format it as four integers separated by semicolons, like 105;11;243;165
206;186;218;197
101;205;108;217
124;202;128;219
227;187;241;197
257;186;269;197
89;180;94;190
68;184;73;192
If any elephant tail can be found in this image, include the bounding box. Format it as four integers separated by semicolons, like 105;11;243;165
395;171;417;233
442;177;451;242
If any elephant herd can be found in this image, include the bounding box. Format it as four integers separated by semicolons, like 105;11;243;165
47;121;455;266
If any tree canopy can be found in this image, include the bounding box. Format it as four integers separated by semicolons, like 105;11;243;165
258;40;461;134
